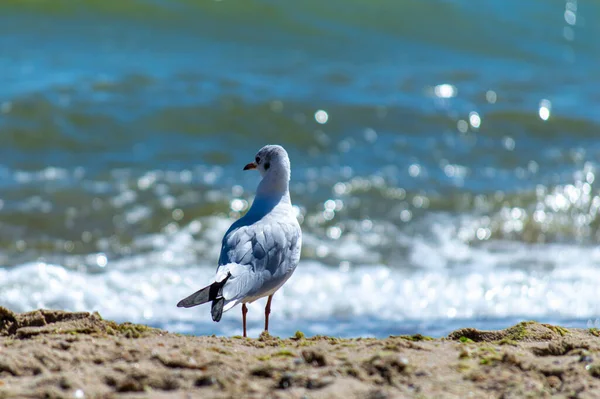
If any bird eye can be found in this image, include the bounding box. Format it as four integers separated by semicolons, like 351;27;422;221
255;156;260;164
264;162;270;170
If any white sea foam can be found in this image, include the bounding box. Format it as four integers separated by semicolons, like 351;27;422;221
2;215;600;337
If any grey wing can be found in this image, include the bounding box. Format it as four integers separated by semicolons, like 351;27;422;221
217;221;301;303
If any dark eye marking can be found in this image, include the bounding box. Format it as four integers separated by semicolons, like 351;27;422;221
255;156;261;164
264;162;270;170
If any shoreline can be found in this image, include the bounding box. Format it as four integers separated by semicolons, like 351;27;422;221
1;307;600;398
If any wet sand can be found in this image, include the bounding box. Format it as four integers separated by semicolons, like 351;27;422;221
1;307;600;398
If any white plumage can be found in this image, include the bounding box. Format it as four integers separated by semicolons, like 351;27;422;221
177;145;302;337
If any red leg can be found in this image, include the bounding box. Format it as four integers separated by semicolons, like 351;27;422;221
264;295;273;332
242;304;248;338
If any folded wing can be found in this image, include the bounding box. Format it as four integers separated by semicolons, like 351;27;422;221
216;220;300;308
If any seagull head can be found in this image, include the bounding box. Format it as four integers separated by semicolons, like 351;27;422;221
243;145;291;180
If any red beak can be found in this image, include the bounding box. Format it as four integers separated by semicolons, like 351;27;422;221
243;162;257;171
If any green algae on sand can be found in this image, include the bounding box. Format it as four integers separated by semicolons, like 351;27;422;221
0;306;158;339
2;311;600;399
448;321;572;343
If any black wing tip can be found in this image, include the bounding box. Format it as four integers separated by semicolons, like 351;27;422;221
178;273;231;312
176;285;212;309
176;296;199;308
211;298;225;322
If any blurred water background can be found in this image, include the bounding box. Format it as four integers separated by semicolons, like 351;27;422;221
1;0;599;338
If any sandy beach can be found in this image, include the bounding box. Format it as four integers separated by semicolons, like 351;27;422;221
1;307;600;398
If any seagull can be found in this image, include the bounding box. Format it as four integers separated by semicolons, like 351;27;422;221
177;145;302;337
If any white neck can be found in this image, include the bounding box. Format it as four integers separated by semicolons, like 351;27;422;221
256;167;290;203
243;170;291;222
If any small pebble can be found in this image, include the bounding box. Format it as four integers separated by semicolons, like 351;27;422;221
547;376;561;389
195;376;216;387
59;377;71;390
579;355;593;364
278;373;294;389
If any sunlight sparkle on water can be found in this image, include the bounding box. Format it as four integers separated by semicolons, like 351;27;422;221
539;99;551;120
230;198;247;212
564;9;576;25
315;110;328;124
477;228;491;240
172;208;184;221
324;199;336;211
434;84;456;98
400;209;412;222
327;226;342;240
408;164;421;177
364;128;378;143
96;253;108;268
333;182;347;195
503;136;516;151
469;112;481;128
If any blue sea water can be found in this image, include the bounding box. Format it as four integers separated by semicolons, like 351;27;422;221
1;0;600;338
